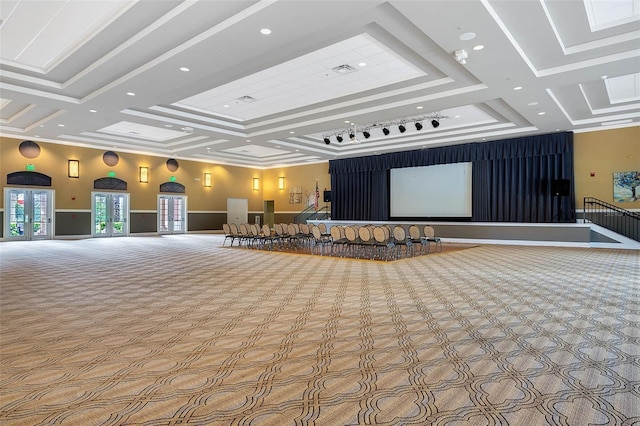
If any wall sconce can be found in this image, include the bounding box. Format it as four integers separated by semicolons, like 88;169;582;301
68;160;79;178
278;176;285;190
204;172;212;187
253;177;260;191
139;166;149;183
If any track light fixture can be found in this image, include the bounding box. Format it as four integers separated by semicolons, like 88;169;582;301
320;111;447;145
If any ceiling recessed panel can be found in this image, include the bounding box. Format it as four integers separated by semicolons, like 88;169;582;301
98;121;188;141
584;0;640;32
0;0;132;71
174;33;426;121
221;144;289;158
605;73;640;103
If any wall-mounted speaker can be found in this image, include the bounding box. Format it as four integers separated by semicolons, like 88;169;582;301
323;190;331;202
551;179;570;196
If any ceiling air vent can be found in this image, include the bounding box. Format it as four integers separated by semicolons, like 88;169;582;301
332;64;357;74
237;95;256;103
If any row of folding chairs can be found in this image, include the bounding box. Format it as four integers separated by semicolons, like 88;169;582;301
222;222;323;250
222;223;442;259
323;224;441;260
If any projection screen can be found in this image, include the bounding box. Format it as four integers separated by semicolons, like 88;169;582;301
390;162;472;218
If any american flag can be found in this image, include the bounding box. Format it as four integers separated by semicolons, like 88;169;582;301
314;181;319;210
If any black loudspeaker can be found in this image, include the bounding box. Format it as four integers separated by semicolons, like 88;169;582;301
323;190;331;202
551;179;570;196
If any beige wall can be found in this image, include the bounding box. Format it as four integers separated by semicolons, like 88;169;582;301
2;127;638;213
262;163;331;212
0;137;276;212
574;127;640;210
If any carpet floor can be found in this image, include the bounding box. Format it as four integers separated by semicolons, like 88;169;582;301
0;235;638;425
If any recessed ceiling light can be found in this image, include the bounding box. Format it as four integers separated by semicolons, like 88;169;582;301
58;124;65;127
223;104;229;108
260;28;271;35
358;62;367;67
454;115;461;118
416;106;423;109
459;32;476;41
537;111;546;115
513;86;523;90
179;67;190;72
164;124;173;127
89;109;97;113
126;92;135;96
601;75;608;80
528;101;539;106
473;45;484;50
344;120;350;123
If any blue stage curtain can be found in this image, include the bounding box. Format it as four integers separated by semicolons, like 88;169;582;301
331;170;388;221
329;131;574;222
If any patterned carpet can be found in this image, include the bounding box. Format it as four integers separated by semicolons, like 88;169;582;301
0;235;638;425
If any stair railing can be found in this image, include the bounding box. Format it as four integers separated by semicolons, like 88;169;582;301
583;197;639;241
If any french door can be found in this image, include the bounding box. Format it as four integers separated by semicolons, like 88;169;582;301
92;192;129;237
4;188;54;240
158;195;187;234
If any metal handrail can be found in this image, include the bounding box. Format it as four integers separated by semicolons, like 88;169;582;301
583;197;639;242
294;205;330;224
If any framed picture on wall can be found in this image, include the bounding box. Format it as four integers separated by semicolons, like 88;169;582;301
613;171;640;202
289;186;302;204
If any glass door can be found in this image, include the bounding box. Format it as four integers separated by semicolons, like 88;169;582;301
4;188;54;241
92;192;129;237
158;195;187;234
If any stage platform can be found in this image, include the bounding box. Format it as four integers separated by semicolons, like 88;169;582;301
307;220;640;249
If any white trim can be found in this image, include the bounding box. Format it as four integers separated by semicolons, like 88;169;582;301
586;223;640;249
443;237;590;248
576;207;640;213
187;210;227;214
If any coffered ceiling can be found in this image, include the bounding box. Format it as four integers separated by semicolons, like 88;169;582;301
1;0;638;168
